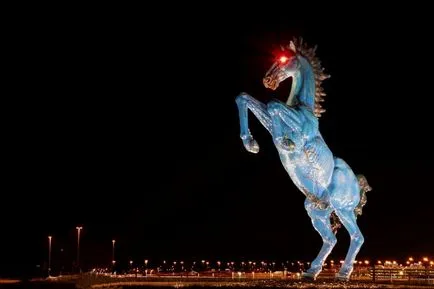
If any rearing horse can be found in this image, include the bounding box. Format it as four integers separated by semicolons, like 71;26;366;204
235;38;372;281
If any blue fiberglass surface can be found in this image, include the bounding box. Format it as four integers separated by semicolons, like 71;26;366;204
235;38;372;281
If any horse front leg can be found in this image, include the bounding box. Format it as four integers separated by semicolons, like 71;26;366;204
235;92;272;153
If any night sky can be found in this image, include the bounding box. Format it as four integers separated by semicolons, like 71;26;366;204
2;7;433;277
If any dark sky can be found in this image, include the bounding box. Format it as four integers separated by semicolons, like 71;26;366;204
2;6;433;277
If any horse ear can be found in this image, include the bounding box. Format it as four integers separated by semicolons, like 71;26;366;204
289;41;296;53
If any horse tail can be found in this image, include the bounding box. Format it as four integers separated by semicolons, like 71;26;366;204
330;174;372;234
354;174;372;217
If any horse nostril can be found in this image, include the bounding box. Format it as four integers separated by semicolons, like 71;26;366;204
263;77;271;86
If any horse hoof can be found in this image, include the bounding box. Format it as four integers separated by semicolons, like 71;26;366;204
242;136;260;154
301;271;317;280
335;273;350;282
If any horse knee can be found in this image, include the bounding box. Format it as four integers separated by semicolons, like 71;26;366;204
235;92;251;104
267;100;282;115
352;233;364;246
324;234;337;247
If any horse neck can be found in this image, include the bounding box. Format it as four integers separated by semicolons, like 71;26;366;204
288;56;316;111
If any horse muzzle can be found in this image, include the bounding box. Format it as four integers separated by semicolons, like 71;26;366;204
263;76;278;90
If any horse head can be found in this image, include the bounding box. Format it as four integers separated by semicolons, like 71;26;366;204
263;38;330;118
263;41;300;92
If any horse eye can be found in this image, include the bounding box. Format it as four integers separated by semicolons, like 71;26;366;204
279;56;288;63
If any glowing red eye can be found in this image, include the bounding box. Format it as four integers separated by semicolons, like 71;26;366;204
279;56;288;63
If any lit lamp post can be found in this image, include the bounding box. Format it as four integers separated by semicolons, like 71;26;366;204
76;226;83;272
48;236;52;277
111;240;116;273
112;240;116;263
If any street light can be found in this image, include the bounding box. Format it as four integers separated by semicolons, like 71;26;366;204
76;226;83;272
48;236;52;277
112;240;116;263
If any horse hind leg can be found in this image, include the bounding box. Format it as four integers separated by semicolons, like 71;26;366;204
302;200;337;280
328;158;364;281
333;209;364;281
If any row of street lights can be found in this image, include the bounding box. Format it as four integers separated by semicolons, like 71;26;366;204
48;226;83;276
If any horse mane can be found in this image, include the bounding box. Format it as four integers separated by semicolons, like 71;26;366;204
288;37;330;117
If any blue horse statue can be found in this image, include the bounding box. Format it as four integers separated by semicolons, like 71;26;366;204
236;38;372;281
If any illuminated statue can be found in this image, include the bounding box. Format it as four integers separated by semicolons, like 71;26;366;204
235;38;372;281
